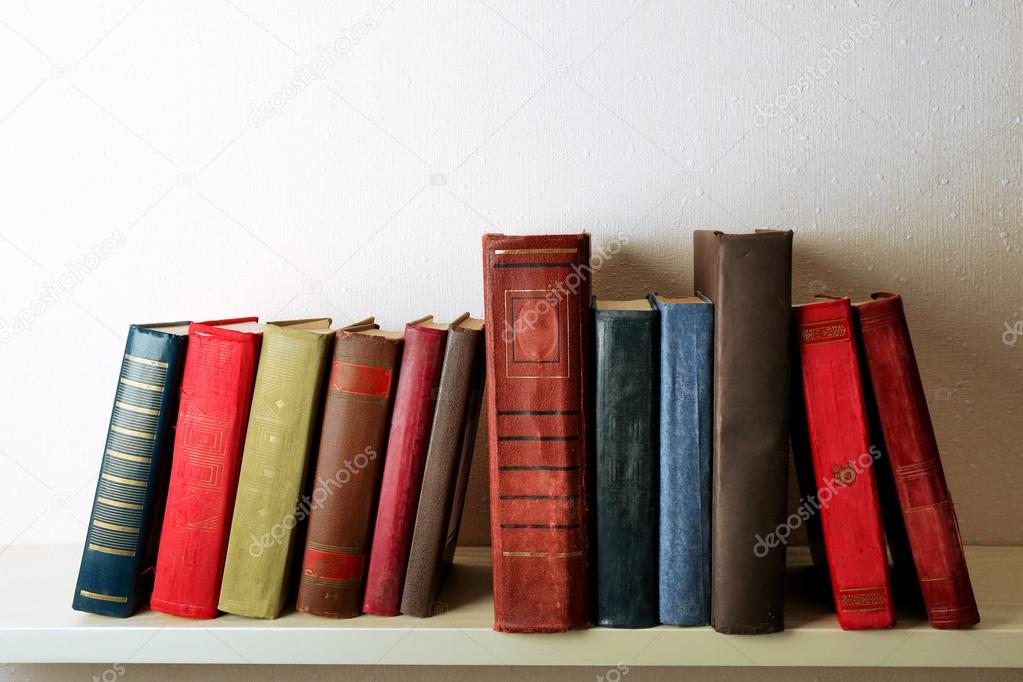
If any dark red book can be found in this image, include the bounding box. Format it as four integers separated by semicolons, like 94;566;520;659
361;316;452;616
855;292;979;629
481;233;591;633
793;297;894;630
150;317;262;619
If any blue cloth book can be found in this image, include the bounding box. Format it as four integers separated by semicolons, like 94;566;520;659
72;322;189;616
648;293;713;626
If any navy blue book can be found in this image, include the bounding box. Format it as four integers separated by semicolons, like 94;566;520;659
648;293;713;626
73;322;189;617
593;298;659;628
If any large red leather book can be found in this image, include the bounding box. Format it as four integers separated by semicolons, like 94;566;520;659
793;297;895;630
361;316;452;616
150;317;262;619
481;233;591;633
855;292;979;628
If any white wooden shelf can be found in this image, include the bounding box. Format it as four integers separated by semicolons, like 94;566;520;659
1;545;1020;667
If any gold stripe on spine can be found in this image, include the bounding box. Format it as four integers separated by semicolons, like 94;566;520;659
79;589;129;603
119;378;163;392
114;400;160;416
106;449;151;464
502;550;582;558
102;473;148;487
124;354;168;368
88;543;136;557
93;519;139;534
494;248;577;255
98;496;144;511
110;425;157;440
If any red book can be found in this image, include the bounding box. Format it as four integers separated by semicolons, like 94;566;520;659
794;297;894;630
481;233;591;633
361;316;451;616
855;292;979;628
150;318;262;619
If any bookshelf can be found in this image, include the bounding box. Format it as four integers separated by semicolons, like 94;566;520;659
2;545;1019;667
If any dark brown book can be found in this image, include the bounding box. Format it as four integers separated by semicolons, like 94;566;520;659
693;229;793;635
295;328;403;618
400;317;486;617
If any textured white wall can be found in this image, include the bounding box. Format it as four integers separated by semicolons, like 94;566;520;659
0;0;1020;550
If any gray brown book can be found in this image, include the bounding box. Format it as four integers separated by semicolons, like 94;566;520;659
400;317;486;617
693;229;793;635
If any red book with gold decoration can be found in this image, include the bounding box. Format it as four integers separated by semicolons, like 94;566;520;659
481;233;592;633
855;292;979;629
362;316;453;616
793;297;895;630
151;317;262;619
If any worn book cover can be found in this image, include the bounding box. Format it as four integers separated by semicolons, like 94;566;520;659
481;233;592;633
150;317;263;619
401;317;485;618
217;319;333;619
363;316;453;616
794;297;895;630
693;229;792;634
855;292;979;629
296;326;403;618
649;293;713;626
73;322;189;617
593;299;659;628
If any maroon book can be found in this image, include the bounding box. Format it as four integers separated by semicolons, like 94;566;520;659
855;292;979;629
481;233;592;633
361;317;451;616
150;317;262;619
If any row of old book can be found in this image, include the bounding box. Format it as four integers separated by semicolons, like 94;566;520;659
73;229;979;635
481;231;978;633
73;314;486;619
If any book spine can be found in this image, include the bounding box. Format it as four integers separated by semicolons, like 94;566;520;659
296;332;402;618
482;233;592;633
217;325;332;619
401;326;485;617
73;326;188;617
653;298;713;626
856;294;979;628
795;299;894;630
363;324;448;616
593;306;659;628
693;229;792;634
150;320;261;619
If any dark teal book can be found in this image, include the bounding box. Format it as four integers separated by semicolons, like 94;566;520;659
72;322;189;617
649;293;713;626
592;298;659;628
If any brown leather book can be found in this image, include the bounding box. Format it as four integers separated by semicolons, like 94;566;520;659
295;327;403;618
693;229;793;634
400;317;486;617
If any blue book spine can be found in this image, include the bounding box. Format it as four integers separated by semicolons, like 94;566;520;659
72;323;188;617
650;294;713;626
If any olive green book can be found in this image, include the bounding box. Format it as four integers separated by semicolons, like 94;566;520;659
218;319;335;619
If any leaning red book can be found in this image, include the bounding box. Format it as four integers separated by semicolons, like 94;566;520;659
150;318;262;619
361;316;451;616
855;292;979;629
793;297;894;630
